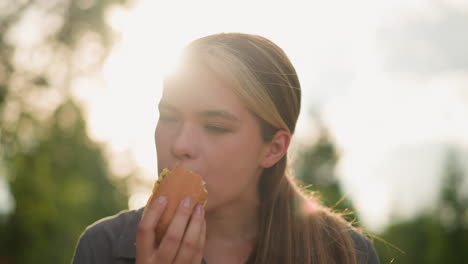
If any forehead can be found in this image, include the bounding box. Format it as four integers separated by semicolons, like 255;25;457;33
161;64;246;114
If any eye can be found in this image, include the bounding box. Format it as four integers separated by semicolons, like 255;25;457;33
205;124;231;133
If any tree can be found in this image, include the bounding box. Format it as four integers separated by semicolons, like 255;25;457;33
0;0;132;263
436;148;468;263
293;123;358;223
0;100;129;264
375;147;468;264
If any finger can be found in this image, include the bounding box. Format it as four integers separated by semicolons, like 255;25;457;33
136;196;168;259
191;214;206;264
174;204;205;264
156;197;194;263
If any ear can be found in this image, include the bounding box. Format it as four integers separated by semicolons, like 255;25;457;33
260;129;291;168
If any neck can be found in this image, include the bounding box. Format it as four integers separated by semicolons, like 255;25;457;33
205;197;259;247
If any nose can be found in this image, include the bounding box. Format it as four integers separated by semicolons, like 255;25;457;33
171;122;197;161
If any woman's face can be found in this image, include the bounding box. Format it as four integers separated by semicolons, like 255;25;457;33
155;63;270;211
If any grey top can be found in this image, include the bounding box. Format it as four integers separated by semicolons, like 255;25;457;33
71;208;380;264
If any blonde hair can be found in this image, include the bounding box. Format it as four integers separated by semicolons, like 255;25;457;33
184;33;358;264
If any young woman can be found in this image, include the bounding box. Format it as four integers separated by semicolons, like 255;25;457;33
72;33;380;264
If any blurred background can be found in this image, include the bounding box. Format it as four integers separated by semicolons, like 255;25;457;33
1;0;467;263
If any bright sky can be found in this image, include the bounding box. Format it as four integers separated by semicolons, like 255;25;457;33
70;0;468;231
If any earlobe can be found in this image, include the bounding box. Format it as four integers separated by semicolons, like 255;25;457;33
261;130;291;168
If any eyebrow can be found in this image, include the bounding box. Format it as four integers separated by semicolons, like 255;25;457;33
158;102;239;121
158;102;178;111
200;110;240;121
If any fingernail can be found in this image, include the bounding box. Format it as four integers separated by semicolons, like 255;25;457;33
195;204;204;214
157;196;168;204
182;197;192;208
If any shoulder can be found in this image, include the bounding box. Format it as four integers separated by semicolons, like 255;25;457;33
314;207;380;263
350;230;380;264
72;208;143;264
83;208;143;239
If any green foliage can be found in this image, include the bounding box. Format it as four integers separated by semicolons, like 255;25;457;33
0;0;132;263
375;148;468;264
294;127;468;263
294;126;357;222
0;101;129;264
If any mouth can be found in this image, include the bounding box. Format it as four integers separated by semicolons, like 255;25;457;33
169;163;202;176
160;163;208;186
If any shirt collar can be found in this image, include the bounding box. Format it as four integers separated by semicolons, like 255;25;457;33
114;207;144;259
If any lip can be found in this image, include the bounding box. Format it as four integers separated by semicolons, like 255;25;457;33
169;163;202;176
160;162;206;182
181;167;207;185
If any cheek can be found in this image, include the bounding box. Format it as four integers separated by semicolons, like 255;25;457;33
204;132;265;195
154;125;164;149
154;125;172;167
155;122;176;147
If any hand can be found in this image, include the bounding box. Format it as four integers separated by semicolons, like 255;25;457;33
136;196;206;264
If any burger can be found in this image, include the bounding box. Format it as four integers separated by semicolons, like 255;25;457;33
145;167;208;244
